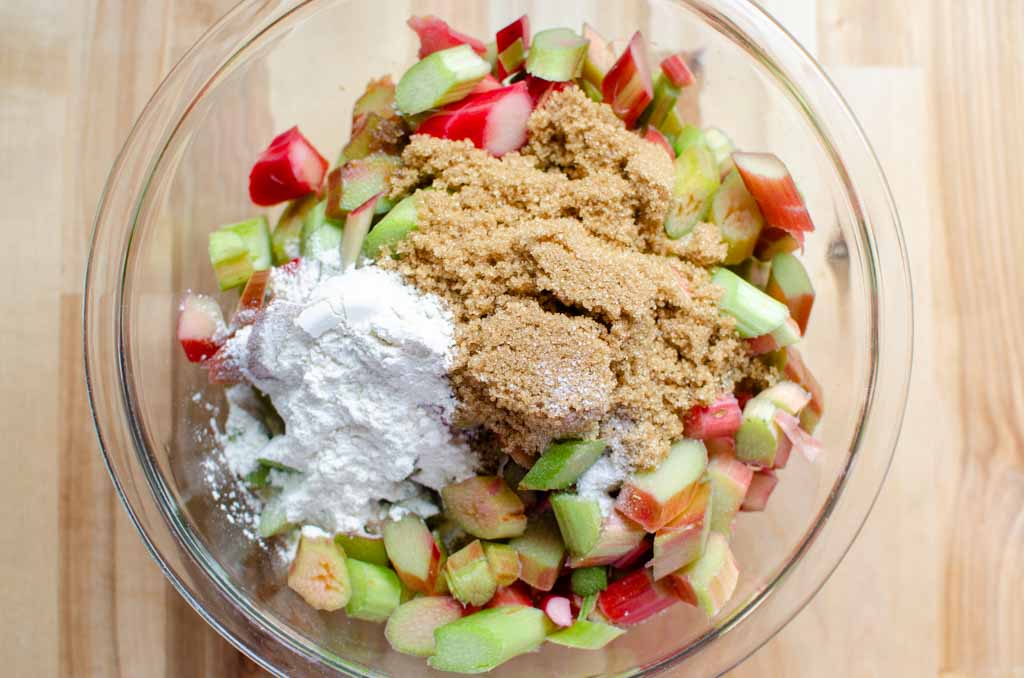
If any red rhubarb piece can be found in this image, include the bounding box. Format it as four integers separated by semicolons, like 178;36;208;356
732;152;815;239
601;32;654;128
234;269;269;326
597;569;676;626
407;15;487;59
495;15;530;80
248;127;328;207
416;82;533;157
610;538;651;570
643;126;675;159
487;582;535;609
178;293;225;362
683;394;743;439
660;53;696;88
774;410;823;462
741;469;779;512
470;74;502;94
524;75;570;106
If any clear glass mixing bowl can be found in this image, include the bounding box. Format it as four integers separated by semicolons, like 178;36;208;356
83;1;913;675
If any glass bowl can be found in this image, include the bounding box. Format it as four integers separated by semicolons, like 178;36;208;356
83;0;912;675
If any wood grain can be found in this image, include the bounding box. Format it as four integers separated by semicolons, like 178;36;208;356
0;0;1021;676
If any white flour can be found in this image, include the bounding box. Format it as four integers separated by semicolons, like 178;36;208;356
576;454;628;516
217;262;477;535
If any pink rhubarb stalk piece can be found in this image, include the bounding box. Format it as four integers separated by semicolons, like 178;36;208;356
774;410;823;462
234;269;269;326
597;569;676;626
248;127;328;207
611;537;652;570
683;394;742;439
567;511;646;568
741;470;778;512
495;15;530;80
732;152;815;241
643;127;675;159
178;293;225;362
783;346;825;432
541;595;574;627
524;75;570;106
580;23;616;88
407;15;487;59
416;82;533;157
470;74;502;94
601;32;654;128
660;53;695;88
487;582;534;609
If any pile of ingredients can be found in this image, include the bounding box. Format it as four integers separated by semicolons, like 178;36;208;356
178;15;824;674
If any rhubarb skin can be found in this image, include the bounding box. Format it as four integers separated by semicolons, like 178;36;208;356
741;469;779;512
766;251;815;334
601;32;654;128
733;152;815;240
407;15;487;59
567;511;646;568
385;595;464;657
775;410;824;462
508;514;566;592
660;53;696;88
615;439;708;532
755;226;801;259
597;569;676;626
580;23;615;88
665;532;739;617
643;126;675;159
495;15;530;80
249;127;327;207
416;83;533;157
233;269;270;326
782;346;825;433
683;395;742;440
383;514;442;594
707;451;754;535
651;482;712;579
178;293;224;363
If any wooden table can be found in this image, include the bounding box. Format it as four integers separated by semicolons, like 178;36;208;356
2;1;1021;676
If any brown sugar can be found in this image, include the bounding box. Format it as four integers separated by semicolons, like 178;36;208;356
383;86;773;469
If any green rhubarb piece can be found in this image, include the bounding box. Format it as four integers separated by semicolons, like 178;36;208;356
340;193;380;271
335;534;389;567
257;499;293;538
208;230;254;291
483;542;521;587
525;28;588;82
757;380;811;415
712;168;765;264
551;493;603;557
616;438;708;532
287;534;351;611
300;200;343;263
444;540;497;606
329;154;400;218
363;191;419;259
345;558;403;622
272;195;316;266
736;397;781;467
731;257;772;290
519;439;606;491
711;267;790;338
658;105;687;140
703;127;736;174
484;40;498;72
508;514;565;591
429;605;554;673
580;78;604;103
547;620;625;649
571;566;608;596
340;112;405;164
396;44;491;115
665;141;720;239
641;73;681;130
671;123;705;157
383;514;442;594
578;593;598;620
220;216;272;272
707;455;752;535
442;475;527;540
385;595;463;657
668;532;739;617
352;75;396;121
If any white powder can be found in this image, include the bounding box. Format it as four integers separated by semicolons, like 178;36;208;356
576;454;628;516
218;262;478;535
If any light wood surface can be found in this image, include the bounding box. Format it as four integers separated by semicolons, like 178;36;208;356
1;0;1021;676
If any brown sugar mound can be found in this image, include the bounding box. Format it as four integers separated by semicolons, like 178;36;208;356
384;86;772;469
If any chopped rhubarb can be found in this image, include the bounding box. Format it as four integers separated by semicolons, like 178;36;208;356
660;53;696;88
712;267;791;338
524;74;570;105
736;397;783;467
580;23;615;88
487;581;534;609
441;475;527;540
703;127;736;176
334;533;389;567
642;74;682;132
495;15;530;80
542;595;574;627
707;451;753;535
756;227;801;259
271;195;316;265
732;256;772;290
508;514;565;591
351;75;396;122
550;493;603;557
741;469;778;512
712;168;765;264
395;44;491;116
299;200;342;264
428;606;553;673
597;569;676;626
383;514;442;594
363;191;420;259
416;82;532;157
616;439;707;532
339;192;381;271
525;28;588;82
206;230;252;291
178;293;224;362
326;154;399;219
683;394;742;440
345;558;403;622
234;269;270;325
249;127;327;206
385;595;463;657
470;74;502;94
483;542;521;587
733;152;815;240
287;534;351;611
704;436;736;458
766;251;815;333
610;538;652;570
651;482;711;579
665;532;738;617
747;317;801;355
782;346;825;432
775;410;823;462
407;15;487;59
444;540;498;606
665;138;720;239
519;439;606;491
547;620;625;649
643;126;675;159
339;112;405;164
757;380;812;415
567;511;646;568
602;32;654;128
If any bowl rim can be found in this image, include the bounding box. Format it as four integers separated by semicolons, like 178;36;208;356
84;1;913;675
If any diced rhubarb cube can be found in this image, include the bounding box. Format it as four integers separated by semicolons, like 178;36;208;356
567;511;646;568
508;514;565;591
665;138;720;239
351;75;396;122
757;380;812;416
345;558;403;622
495;15;530;80
541;595;574;627
395;44;491;115
712;168;765;264
665;532;739;617
385;595;463;657
524;74;570;106
707;452;753;535
766;251;815;334
486;581;534;609
428;606;554;673
711;267;790;338
444;540;498;606
683;394;742;440
416;82;533;157
271;195;316;266
383;514;442;594
363;191;420;259
550;493;603;557
755;227;801;259
736;397;783;467
732;152;815;240
652;482;711;579
334;533;389;567
580;23;615;88
660;53;696;88
597;569;676;626
326;153;399;219
741;469;778;512
178;293;224;362
601;32;654;128
703;126;736;176
747;317;801;355
287;534;351;611
249;127;327;206
442;475;527;540
775;410;824;462
519;439;606;491
483;542;521;587
547;620;625;649
616;439;707;532
704;436;736;458
339;192;382;271
525;28;588;82
339;112;405;164
407;15;487;59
